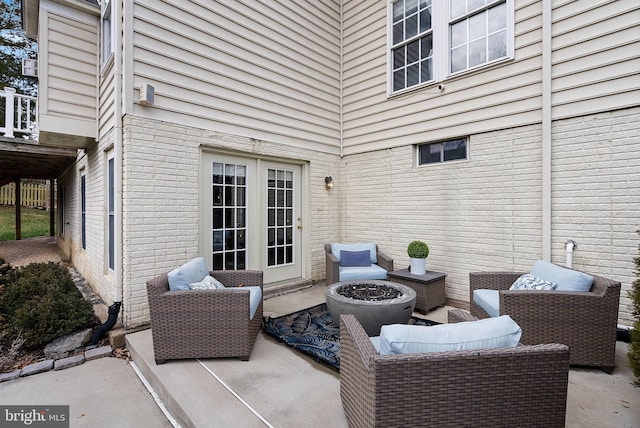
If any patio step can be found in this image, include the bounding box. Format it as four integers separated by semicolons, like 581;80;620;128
126;330;269;428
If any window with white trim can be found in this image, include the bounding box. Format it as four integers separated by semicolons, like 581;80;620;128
101;0;113;67
81;174;86;250
107;153;115;272
389;0;512;94
418;138;468;165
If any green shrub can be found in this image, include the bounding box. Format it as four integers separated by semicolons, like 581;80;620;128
407;240;429;258
628;230;640;385
0;262;97;349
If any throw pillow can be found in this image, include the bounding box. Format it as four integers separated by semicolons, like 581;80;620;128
340;250;371;267
168;257;209;291
189;275;225;290
331;243;378;264
509;273;557;290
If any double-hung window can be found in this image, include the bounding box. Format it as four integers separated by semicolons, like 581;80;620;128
391;0;434;92
101;0;113;68
389;0;513;95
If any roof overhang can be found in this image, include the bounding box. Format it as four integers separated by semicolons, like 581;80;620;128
21;0;40;39
0;137;77;184
21;0;100;38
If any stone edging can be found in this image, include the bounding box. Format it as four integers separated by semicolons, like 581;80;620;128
0;345;113;383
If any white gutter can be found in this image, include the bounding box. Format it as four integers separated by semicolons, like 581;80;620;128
113;0;123;303
339;1;344;159
542;0;552;261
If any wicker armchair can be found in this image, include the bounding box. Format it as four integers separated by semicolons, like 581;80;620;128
339;314;569;428
469;270;621;373
146;270;263;364
324;243;394;286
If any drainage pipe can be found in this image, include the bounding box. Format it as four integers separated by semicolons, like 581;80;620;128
87;302;122;346
564;240;576;268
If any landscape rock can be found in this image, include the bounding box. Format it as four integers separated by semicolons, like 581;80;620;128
54;354;85;370
0;370;21;382
20;359;54;377
44;328;92;359
85;345;112;361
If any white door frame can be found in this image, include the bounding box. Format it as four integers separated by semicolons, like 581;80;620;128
200;150;307;285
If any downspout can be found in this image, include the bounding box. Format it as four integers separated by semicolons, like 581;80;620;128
339;1;344;159
113;0;124;307
541;0;552;261
90;0;123;344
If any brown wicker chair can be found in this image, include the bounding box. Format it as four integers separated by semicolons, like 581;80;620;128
339;314;570;428
146;270;263;364
324;243;393;286
469;269;621;373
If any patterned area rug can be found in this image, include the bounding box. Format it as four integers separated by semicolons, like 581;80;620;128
262;303;440;370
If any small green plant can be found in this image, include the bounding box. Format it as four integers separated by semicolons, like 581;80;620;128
628;230;640;385
0;261;97;349
407;240;429;259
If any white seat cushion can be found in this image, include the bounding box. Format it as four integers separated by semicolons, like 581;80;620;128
339;264;388;281
473;289;500;317
246;286;262;320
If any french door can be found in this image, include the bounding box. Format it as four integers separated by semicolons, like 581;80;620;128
200;153;303;284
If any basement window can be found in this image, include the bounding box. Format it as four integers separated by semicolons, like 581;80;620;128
418;138;468;165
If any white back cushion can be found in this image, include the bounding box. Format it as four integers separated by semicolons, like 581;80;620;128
379;315;521;355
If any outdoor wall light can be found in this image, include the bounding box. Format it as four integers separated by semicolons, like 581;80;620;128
325;176;334;189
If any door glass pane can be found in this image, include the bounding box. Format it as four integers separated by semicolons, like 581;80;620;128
266;167;295;267
211;161;247;270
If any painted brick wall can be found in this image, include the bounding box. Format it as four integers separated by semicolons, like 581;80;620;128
64;107;639;328
61;129;116;307
341;125;545;306
340;107;639;325
120;115;341;327
551;107;640;326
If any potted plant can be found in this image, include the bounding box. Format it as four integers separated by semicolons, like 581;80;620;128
407;240;429;275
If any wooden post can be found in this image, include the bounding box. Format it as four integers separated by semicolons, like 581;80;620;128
49;179;55;236
15;178;21;240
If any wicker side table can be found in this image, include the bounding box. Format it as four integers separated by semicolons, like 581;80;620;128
386;269;446;314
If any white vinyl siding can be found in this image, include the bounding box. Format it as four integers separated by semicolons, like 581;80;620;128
128;0;342;153
36;3;98;148
342;0;639;156
343;0;532;155
550;0;640;119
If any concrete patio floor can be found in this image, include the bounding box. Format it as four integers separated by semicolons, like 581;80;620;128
127;283;640;428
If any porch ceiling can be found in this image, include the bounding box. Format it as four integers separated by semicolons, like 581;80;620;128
0;137;77;184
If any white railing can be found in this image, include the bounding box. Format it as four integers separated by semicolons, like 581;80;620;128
0;87;38;138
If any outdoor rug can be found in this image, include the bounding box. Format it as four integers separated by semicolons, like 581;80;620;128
261;303;440;370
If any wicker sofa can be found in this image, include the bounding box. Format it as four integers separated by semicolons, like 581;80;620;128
146;270;263;364
324;243;393;286
339;314;570;428
469;269;621;373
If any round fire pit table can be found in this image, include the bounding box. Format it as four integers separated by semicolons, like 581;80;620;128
325;280;416;336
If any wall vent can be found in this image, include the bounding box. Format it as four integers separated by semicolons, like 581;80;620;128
22;58;38;77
